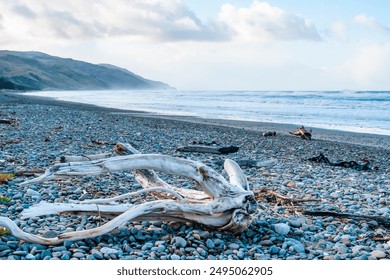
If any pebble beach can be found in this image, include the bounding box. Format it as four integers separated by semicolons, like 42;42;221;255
0;92;389;260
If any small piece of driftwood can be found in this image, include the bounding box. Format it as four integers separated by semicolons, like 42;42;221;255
303;210;390;227
308;153;374;171
262;131;276;137
14;170;45;177
60;152;113;163
176;145;239;154
0;119;17;125
289;125;312;140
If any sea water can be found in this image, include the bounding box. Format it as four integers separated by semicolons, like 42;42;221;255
22;90;390;136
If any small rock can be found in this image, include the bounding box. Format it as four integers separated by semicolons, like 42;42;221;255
171;254;181;260
206;239;215;249
293;244;305;253
61;254;70;260
371;250;386;259
92;250;104;260
72;252;85;258
289;219;304;228
26;189;41;198
341;235;351;245
42;230;58;238
286;181;296;188
236;251;245;259
25;254;35;260
41;250;51;259
174;237;187;248
229;243;240;250
274;223;290;235
100;247;119;255
270;245;279;255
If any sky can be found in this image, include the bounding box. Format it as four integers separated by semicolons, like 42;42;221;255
1;0;390;91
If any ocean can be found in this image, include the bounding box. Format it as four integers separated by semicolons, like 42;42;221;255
22;90;390;136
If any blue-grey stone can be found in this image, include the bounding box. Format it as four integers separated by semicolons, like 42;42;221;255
174;237;187;248
61;254;70;260
270;245;279;255
0;245;9;251
371;250;386;259
171;254;181;260
86;254;96;260
64;240;73;249
274;223;290;235
229;243;240;250
293;244;305;253
157;245;166;252
73;252;85;258
13;251;28;256
26;189;41;198
289;219;304;228
206;239;215;249
92;250;104;260
25;254;35;260
41;250;51;258
52;246;67;252
100;247;118;255
12;193;23;200
278;249;287;257
236;251;245;259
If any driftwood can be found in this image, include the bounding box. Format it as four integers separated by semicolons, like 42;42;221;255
262;131;276;137
14;169;45;177
60;152;113;163
176;145;239;154
303;210;390;227
0;119;17;125
289;125;312;140
308;153;374;171
0;143;258;245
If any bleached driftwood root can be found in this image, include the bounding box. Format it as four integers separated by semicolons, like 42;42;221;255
289;125;312;140
0;143;259;245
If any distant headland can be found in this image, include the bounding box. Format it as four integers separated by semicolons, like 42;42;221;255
0;50;172;91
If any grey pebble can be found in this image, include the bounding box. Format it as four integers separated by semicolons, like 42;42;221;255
171;254;181;260
270;245;279;255
371;250;386;259
174;237;187;248
274;223;290;235
72;252;85;258
206;239;215;249
229;243;240;250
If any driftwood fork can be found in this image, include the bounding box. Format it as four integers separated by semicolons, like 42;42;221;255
0;143;259;245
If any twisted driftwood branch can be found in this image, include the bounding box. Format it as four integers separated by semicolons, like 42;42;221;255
0;143;259;245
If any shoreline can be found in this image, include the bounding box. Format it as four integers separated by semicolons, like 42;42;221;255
2;91;389;150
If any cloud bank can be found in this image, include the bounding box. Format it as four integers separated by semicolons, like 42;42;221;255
0;0;321;43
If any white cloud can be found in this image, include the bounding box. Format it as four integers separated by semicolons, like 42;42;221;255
0;0;321;44
218;1;321;43
0;0;230;42
354;14;390;34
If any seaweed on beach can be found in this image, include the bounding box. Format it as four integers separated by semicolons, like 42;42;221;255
307;153;376;171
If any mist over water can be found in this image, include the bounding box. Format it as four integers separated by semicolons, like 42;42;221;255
23;90;390;136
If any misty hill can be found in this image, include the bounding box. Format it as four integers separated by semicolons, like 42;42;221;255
0;50;171;91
